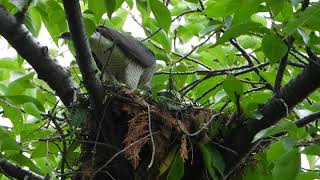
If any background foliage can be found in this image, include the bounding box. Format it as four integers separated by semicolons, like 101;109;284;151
0;0;320;179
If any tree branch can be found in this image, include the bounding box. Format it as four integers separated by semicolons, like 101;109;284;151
0;6;78;106
62;0;105;104
296;111;320;127
0;157;47;180
224;62;320;162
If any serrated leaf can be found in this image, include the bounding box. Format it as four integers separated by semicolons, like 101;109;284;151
150;0;171;32
262;34;288;64
272;148;300;180
167;151;184;180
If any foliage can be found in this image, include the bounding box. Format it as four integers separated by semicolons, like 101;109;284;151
0;0;320;179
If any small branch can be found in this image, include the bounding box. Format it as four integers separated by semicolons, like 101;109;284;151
181;62;269;96
178;113;221;136
295;111;320;127
223;141;261;180
62;0;105;104
173;31;217;65
230;39;272;90
15;0;33;22
93;132;159;176
0;157;48;180
147;105;155;169
273;52;289;95
194;81;223;102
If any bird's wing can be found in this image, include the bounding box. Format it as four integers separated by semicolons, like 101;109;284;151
96;26;156;68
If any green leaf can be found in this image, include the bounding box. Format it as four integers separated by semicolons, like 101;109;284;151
253;120;297;142
266;0;286;17
24;9;42;37
284;2;320;37
295;172;320;180
237;35;261;49
6;73;35;96
272;148;300;180
223;75;243;105
23;102;42;119
88;0;107;19
0;137;21;152
31;142;59;159
198;143;225;177
204;0;235;18
159;146;178;176
9;0;27;10
213;21;269;47
0;58;20;71
105;0;116;18
83;17;96;37
150;0;172;32
184;0;197;2
302;144;320;155
143;18;172;52
35;0;67;44
262;34;288;64
1;104;23;132
167;151;184;180
8;153;42;175
6;95;45;112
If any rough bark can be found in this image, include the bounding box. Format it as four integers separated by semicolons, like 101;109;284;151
0;6;78;106
62;0;105;105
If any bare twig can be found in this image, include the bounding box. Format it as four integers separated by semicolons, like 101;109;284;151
147;105;155;169
93;132;159;176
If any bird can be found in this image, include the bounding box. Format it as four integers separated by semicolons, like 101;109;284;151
61;26;157;89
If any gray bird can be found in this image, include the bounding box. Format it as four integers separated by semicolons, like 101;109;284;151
61;26;157;89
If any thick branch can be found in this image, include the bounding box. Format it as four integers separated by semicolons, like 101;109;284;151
0;6;77;106
62;0;105;104
0;157;47;180
225;62;320;160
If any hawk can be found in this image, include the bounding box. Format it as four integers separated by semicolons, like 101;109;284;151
62;26;157;89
